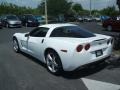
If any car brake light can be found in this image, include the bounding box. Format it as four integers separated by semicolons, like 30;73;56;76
85;43;90;50
76;45;83;52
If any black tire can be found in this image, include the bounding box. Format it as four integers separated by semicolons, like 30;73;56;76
13;38;20;53
6;23;9;28
25;23;28;27
45;50;63;75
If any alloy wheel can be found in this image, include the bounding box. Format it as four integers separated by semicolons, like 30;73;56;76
46;53;59;73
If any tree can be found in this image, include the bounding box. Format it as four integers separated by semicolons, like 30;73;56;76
37;0;72;16
37;1;45;15
100;6;119;16
0;2;39;15
117;0;120;11
72;3;83;14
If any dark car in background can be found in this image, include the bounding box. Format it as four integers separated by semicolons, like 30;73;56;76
34;15;45;25
0;20;3;29
64;14;78;22
1;15;22;28
0;17;3;29
102;16;120;31
18;14;39;27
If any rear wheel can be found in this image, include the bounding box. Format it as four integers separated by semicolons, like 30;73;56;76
45;50;62;75
13;38;20;53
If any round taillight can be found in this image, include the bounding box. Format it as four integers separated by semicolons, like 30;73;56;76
76;45;83;52
85;44;90;50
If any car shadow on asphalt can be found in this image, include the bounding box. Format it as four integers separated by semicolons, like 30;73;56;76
62;56;120;79
61;62;108;79
106;57;120;70
19;52;120;79
20;52;46;68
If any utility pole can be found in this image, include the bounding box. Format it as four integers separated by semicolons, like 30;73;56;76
90;0;92;16
45;0;48;24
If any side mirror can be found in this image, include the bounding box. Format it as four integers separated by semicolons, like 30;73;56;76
25;33;29;37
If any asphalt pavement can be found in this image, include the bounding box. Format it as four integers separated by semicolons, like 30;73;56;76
0;22;120;90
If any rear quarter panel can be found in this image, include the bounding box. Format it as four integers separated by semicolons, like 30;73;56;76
44;38;78;68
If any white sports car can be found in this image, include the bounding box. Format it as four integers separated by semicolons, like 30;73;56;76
13;23;113;74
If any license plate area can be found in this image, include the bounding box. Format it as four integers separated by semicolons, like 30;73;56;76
95;50;103;57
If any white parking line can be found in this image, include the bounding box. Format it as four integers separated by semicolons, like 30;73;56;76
81;78;120;90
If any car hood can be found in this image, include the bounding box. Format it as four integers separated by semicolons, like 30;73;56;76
8;20;21;24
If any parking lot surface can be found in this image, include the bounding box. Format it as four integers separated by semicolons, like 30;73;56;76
0;22;120;90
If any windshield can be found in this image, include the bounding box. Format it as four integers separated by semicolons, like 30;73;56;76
7;15;18;20
50;26;95;38
26;15;36;20
35;16;42;20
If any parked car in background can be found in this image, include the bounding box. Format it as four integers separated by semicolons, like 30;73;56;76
0;17;3;29
93;16;101;22
100;16;110;22
47;16;59;24
34;15;45;25
13;23;113;75
84;16;93;22
64;14;77;22
18;14;39;27
102;17;120;31
1;15;22;28
76;16;84;22
0;20;3;29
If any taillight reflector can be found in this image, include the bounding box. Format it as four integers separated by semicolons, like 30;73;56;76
85;44;90;50
76;45;83;52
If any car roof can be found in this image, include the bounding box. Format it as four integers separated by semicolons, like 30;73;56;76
39;23;77;28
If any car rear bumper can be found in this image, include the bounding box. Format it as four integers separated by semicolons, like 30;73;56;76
62;45;112;71
9;24;22;27
75;56;110;71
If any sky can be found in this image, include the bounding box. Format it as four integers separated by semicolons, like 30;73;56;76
0;0;117;10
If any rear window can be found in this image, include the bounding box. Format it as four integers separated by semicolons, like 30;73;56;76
50;26;95;38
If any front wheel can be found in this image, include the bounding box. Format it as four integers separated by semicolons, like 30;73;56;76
13;38;20;53
6;23;9;28
45;50;63;75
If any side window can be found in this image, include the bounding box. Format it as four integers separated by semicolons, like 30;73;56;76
50;27;71;37
50;28;60;37
29;27;49;37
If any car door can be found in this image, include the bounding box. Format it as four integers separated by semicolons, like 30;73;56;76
27;27;49;61
20;33;29;52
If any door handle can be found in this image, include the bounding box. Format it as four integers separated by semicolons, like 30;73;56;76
41;39;44;43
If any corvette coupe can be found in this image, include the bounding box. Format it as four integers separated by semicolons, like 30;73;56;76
13;24;113;74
